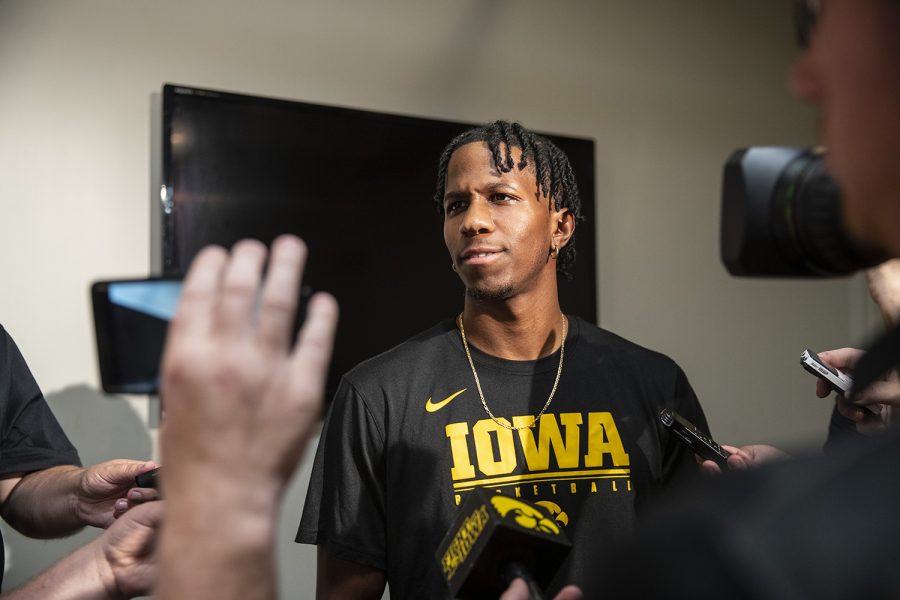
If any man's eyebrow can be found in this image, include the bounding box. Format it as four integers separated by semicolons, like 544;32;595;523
443;190;470;203
443;182;521;203
483;182;519;193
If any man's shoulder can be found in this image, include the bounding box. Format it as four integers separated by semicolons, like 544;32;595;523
572;316;680;370
0;323;15;354
343;319;457;383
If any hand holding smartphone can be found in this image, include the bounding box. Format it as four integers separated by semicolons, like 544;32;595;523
800;348;880;416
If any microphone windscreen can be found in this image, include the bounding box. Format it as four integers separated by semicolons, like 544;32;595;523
435;488;571;599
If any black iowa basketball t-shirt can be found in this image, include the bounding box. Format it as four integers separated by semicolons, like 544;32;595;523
297;316;709;599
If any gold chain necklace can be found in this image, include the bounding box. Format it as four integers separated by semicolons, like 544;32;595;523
456;312;567;431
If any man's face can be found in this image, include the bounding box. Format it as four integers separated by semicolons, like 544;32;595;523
790;0;900;255
442;142;568;301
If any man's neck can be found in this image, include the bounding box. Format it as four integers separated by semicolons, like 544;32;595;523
460;292;565;361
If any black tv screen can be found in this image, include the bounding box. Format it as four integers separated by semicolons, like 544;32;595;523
161;84;596;398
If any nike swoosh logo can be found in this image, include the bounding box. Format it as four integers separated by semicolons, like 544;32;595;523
425;388;467;413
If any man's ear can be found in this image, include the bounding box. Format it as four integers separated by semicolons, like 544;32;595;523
551;207;575;250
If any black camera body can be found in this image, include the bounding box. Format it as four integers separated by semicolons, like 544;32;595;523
720;147;884;277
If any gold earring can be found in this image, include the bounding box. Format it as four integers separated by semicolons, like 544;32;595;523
550;245;559;260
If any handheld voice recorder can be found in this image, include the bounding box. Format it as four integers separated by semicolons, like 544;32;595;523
658;408;730;468
134;467;160;489
800;348;879;416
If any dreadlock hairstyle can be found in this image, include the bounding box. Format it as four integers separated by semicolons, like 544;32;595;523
433;120;584;279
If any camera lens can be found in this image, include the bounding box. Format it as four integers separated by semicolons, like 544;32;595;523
720;147;885;277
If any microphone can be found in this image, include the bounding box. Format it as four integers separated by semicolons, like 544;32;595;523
435;488;571;599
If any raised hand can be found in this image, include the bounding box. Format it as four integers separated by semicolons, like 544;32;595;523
156;235;338;600
159;235;338;494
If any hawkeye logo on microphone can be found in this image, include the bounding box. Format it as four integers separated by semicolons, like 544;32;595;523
491;496;561;535
437;489;573;596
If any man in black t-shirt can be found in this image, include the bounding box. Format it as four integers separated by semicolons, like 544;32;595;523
298;121;711;599
0;324;160;597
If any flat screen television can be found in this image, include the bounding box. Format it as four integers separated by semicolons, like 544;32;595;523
161;84;596;398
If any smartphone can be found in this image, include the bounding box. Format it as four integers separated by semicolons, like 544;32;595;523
91;278;183;394
658;408;730;468
92;277;313;395
800;348;880;415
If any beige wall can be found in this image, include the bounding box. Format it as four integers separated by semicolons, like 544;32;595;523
0;0;879;596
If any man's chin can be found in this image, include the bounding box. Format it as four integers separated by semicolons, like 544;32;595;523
465;284;514;301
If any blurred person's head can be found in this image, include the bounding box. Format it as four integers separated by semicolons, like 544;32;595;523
791;0;900;256
789;0;900;257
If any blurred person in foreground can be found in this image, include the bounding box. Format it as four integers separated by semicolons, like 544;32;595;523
597;1;900;597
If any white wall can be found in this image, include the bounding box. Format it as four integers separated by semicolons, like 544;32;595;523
0;0;880;596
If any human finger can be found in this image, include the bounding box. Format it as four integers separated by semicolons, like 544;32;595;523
127;487;161;503
93;459;159;486
744;444;791;465
499;579;529;600
127;499;164;528
726;453;750;471
112;498;164;530
726;444;780;469
114;498;130;518
114;484;163;518
257;235;306;352
818;348;865;372
105;500;163;598
554;585;584;600
815;378;831;398
854;380;900;408
720;444;741;455
169;245;228;338
290;292;339;390
722;444;751;463
217;239;267;339
856;414;888;436
700;459;723;475
836;394;866;422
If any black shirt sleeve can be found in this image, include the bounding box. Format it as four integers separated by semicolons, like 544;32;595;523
0;325;81;476
296;376;388;570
